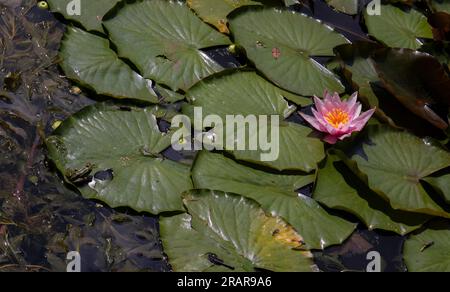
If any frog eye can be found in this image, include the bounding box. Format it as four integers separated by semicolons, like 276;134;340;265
38;1;49;10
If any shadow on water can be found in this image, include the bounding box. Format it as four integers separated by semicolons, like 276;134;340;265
0;0;405;272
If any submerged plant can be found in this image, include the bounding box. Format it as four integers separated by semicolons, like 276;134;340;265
300;91;375;144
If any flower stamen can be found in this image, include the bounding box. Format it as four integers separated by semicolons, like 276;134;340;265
325;109;350;129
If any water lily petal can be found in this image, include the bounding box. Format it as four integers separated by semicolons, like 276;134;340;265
314;96;327;115
299;112;327;132
323;134;339;144
345;92;358;113
331;92;341;104
352;108;376;131
349;104;362;121
312;108;330;129
323;90;331;100
337;133;352;141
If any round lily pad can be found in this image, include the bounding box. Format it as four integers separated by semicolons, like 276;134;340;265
160;190;315;272
351;126;450;218
229;7;349;96
104;0;231;92
46;103;193;214
403;222;450;272
315;156;429;235
364;4;433;50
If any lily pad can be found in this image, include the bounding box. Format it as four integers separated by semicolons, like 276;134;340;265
229;7;348;96
364;4;433;50
60;27;159;103
47;0;120;32
314;156;429;235
326;0;358;15
334;43;398;126
186;71;298;119
192;151;355;249
208;122;325;172
187;0;274;34
160;190;315;272
434;1;450;14
403;223;450;272
185;71;323;171
341;55;399;127
344;57;379;108
154;84;186;103
104;0;231;92
46;104;193;214
373;48;450;130
424;175;450;204
351;126;450;218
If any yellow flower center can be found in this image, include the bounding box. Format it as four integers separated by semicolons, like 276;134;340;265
325;109;350;129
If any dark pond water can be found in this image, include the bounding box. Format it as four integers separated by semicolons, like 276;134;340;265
0;0;405;272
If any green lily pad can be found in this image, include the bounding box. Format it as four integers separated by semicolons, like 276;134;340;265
185;71;323;171
341;54;397;127
403;223;450;272
160;190;315;272
104;0;231;92
434;1;450;14
229;7;348;96
315;156;429;235
345;57;379;108
60;26;159;103
330;42;397;127
187;0;274;33
351;126;450;218
326;0;358;15
186;71;306;119
46;103;193;214
192;151;355;249
154;84;186;104
208;122;325;172
47;0;120;32
424;175;450;204
364;5;433;50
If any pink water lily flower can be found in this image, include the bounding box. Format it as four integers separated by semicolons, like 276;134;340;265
300;91;376;144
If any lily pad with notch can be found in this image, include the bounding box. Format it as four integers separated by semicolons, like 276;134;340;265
185;70;324;171
229;6;349;96
46;103;193;214
104;0;231;92
192;151;356;249
60;27;160;103
47;0;120;32
160;190;315;272
349;126;450;218
187;0;279;34
315;155;430;235
363;4;433;50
